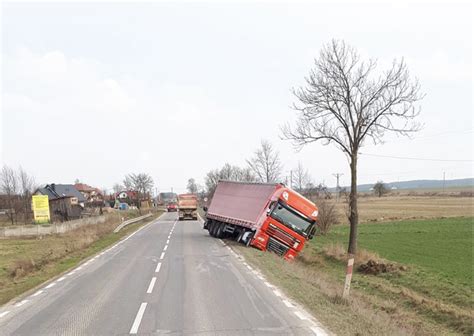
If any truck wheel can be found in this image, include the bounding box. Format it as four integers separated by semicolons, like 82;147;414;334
245;232;255;247
208;221;215;236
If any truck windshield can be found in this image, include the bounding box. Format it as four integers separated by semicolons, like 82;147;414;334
270;202;313;236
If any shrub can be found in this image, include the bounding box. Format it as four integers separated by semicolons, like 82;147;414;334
316;199;338;235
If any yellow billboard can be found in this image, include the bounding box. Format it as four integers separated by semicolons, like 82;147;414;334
32;195;50;224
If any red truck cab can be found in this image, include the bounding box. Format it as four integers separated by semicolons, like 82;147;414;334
250;186;318;260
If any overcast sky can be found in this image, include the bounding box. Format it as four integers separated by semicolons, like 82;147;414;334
1;1;472;193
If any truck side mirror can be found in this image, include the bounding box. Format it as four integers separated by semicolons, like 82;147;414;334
308;225;317;240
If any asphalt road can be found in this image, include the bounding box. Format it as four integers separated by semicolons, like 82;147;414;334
0;212;326;335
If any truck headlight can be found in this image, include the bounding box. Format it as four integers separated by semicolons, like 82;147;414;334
293;241;300;249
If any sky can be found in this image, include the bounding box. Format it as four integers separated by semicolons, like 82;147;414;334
1;1;472;194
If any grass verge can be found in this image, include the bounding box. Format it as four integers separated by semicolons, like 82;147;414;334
0;211;162;306
233;216;473;335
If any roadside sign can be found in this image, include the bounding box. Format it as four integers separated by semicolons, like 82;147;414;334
32;195;50;224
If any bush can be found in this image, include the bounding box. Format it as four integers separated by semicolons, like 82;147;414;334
316;199;338;235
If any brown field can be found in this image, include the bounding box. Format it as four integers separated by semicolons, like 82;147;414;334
329;195;474;223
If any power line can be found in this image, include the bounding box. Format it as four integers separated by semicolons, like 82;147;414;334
359;152;474;163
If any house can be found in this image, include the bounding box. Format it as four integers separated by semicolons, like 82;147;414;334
35;184;86;222
115;190;139;207
74;183;104;204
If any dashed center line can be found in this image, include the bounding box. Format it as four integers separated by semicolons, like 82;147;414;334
163;245;168;251
160;252;165;260
147;277;157;293
166;239;169;244
130;302;147;334
155;262;162;273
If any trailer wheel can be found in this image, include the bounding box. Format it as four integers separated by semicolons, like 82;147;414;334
208;221;215;236
216;222;225;238
211;221;219;237
236;229;245;243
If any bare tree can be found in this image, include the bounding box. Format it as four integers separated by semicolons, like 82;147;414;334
124;173;154;210
247;140;283;183
187;178;198;194
205;163;256;198
113;183;124;194
0;165;19;225
283;40;422;254
373;181;389;197
293;162;311;192
18;167;36;223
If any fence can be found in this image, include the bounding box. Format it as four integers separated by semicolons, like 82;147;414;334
0;215;108;238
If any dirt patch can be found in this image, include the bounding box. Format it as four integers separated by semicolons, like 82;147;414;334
358;259;406;275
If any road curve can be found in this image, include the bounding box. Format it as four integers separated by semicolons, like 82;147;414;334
0;212;324;335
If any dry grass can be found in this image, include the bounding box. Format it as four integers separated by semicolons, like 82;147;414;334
327;195;473;223
323;242;385;266
0;210;161;305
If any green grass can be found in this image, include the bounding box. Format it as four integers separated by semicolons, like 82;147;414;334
235;217;474;335
314;217;473;286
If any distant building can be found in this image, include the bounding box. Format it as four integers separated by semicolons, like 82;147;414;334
74;183;104;204
35;184;86;222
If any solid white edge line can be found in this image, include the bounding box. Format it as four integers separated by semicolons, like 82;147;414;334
57;276;66;282
282;299;294;308
32;290;44;297
160;252;165;260
0;311;10;318
310;326;328;336
273;289;282;297
45;282;56;289
155;262;162;273
130;302;147;334
146;277;157;294
294;311;308;320
15;299;29;307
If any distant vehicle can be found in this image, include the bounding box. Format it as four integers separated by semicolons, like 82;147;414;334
178;194;198;220
157;192;177;206
167;202;178;212
204;181;318;260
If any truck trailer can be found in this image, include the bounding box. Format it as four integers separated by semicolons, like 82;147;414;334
178;194;198;220
204;181;318;260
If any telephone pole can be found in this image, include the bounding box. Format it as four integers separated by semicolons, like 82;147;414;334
333;173;344;200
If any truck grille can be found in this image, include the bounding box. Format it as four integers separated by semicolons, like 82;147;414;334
267;237;289;257
267;224;296;246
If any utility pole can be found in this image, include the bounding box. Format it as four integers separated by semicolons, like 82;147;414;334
333;173;343;200
443;172;446;193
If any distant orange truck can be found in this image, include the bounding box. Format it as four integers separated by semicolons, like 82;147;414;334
178;194;198;220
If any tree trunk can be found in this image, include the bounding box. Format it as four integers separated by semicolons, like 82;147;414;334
348;153;359;254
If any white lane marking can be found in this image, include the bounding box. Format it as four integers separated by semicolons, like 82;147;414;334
166;239;169;244
160;252;165;260
15;300;29;307
294;311;308;320
163;245;168;251
76;266;83;271
257;275;264;280
273;289;282;297
57;276;66;282
264;282;274;289
32;290;44;297
310;326;328;336
246;265;253;271
45;282;56;289
147;277;157;293
0;311;10;318
155;262;162;273
67;271;76;276
130;302;147;334
282;299;294;308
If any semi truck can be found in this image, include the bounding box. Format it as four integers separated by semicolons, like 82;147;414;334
178;194;198;220
203;181;318;260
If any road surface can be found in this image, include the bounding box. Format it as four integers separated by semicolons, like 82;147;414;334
0;212;325;335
